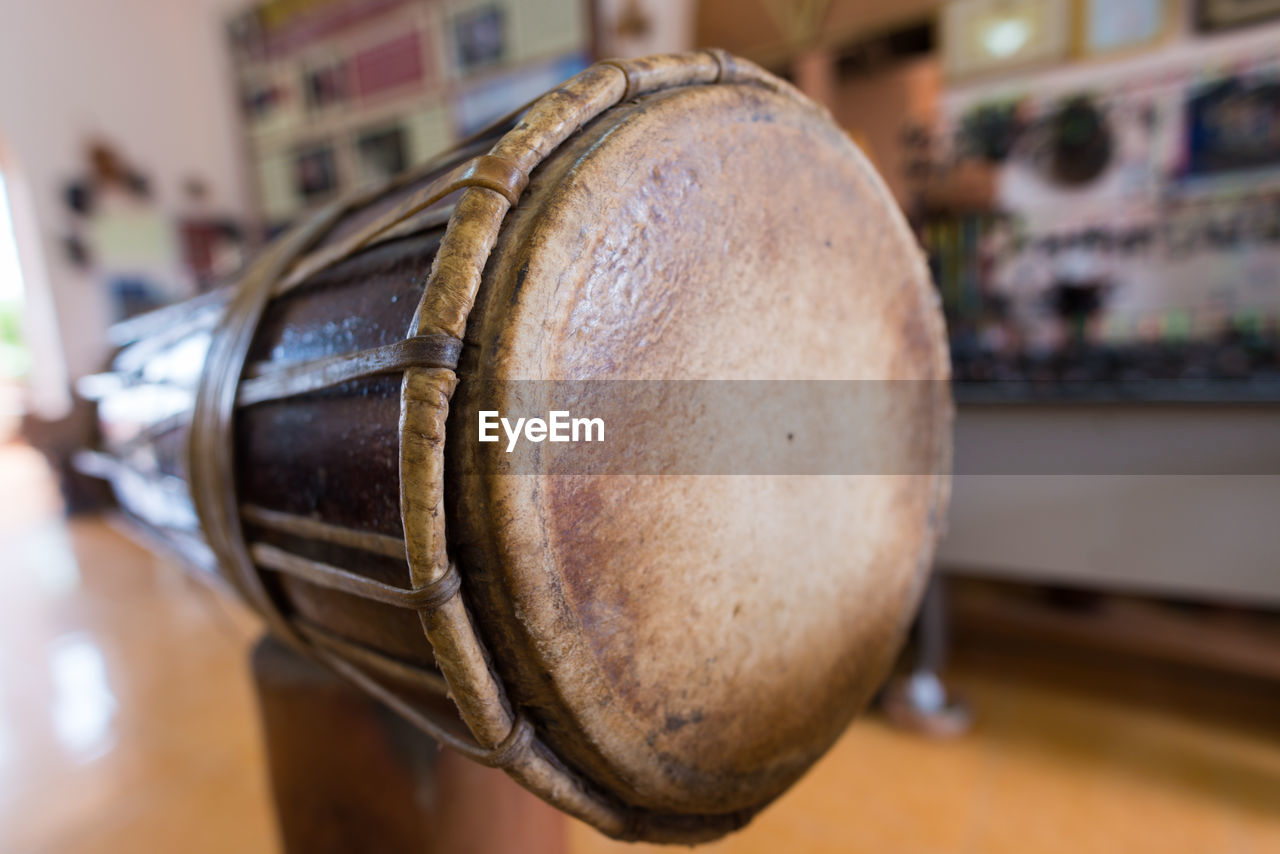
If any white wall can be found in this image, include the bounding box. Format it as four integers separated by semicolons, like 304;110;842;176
0;0;251;414
0;0;703;418
940;409;1280;607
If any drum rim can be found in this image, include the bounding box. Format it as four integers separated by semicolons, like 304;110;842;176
395;50;834;843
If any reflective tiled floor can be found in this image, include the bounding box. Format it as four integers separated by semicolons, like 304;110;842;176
0;442;275;854
2;440;1278;853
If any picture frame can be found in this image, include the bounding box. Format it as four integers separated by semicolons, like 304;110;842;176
1076;0;1175;58
292;144;338;201
451;53;589;136
303;57;349;111
1196;0;1280;31
941;0;1072;80
450;2;507;73
1184;76;1280;177
356;124;409;184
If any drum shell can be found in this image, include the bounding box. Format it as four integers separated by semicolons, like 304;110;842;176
86;50;951;841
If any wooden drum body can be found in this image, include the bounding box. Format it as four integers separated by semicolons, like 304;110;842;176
84;51;950;843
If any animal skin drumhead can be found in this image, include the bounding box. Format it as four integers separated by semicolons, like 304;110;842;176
448;81;950;817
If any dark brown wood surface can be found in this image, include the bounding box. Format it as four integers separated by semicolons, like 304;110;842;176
253;635;564;854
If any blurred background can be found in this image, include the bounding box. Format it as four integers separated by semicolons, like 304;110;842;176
1;0;1278;852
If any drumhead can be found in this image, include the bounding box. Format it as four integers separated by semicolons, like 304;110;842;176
449;81;950;816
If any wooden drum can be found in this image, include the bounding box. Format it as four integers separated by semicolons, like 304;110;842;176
82;51;951;843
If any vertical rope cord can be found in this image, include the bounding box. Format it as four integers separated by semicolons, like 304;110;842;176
186;151;529;644
187;203;349;645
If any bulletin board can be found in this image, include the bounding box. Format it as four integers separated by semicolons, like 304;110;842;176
226;0;595;229
930;36;1280;401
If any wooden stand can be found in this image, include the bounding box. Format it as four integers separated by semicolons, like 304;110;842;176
252;635;566;854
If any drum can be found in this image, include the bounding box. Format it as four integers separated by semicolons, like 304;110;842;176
81;50;951;843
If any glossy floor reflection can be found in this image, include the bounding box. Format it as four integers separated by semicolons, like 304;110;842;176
2;439;1278;853
0;442;276;854
572;661;1280;854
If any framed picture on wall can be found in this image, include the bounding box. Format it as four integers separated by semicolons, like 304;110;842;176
1197;0;1280;31
941;0;1072;79
451;53;589;136
451;3;507;73
356;124;409;184
293;144;338;201
1184;76;1280;176
303;57;349;111
353;32;426;99
1077;0;1174;57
